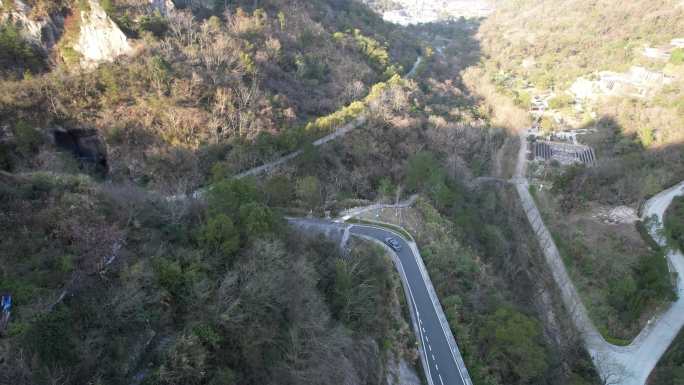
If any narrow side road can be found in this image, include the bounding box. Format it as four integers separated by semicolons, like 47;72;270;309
514;127;684;385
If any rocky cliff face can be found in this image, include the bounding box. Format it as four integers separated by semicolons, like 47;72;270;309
149;0;176;15
0;0;132;69
73;0;132;68
0;0;63;51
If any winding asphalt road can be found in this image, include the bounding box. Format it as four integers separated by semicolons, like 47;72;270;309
349;225;471;385
287;217;472;385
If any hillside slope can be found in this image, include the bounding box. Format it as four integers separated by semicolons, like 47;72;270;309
0;1;426;384
0;0;420;194
480;0;684;170
473;0;684;372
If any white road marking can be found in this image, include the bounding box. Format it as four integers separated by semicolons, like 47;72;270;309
361;227;472;385
439;374;445;385
399;261;433;385
428;344;432;351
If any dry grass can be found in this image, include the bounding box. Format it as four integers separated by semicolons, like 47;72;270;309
534;187;660;339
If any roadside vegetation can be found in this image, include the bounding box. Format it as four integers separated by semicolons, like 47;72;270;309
468;0;683;344
648;326;684;385
665;195;684;251
0;171;415;385
258;19;600;382
0;1;429;384
529;168;676;340
0;1;607;384
350;187;599;385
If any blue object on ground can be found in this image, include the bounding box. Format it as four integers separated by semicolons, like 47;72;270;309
1;295;11;312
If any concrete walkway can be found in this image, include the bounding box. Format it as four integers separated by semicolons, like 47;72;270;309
514;127;684;384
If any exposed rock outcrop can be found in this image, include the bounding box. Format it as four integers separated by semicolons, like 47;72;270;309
73;0;132;68
0;0;64;51
149;0;176;16
1;0;132;69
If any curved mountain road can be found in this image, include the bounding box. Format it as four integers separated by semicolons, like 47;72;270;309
288;218;472;385
350;225;471;385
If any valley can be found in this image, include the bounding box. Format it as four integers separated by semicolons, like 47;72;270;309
1;1;683;385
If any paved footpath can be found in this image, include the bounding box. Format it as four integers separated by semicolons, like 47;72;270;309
514;127;684;385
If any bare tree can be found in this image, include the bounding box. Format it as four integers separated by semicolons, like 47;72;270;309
231;76;260;138
198;23;240;85
594;352;630;385
167;9;197;47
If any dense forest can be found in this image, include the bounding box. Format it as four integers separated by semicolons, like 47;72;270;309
0;1;424;384
8;0;678;384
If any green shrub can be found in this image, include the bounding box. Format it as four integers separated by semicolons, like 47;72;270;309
263;175;294;206
60;46;82;66
139;12;168;38
548;94;574;109
24;306;78;367
57;254;75;273
405;151;441;191
295;54;329;83
666;196;684;251
238;202;277;235
100;0;115;15
514;90;531;107
13;120;42;155
0;22;46;75
633;251;677;303
351;29;390;72
153;257;185;296
200;214;240;256
479;308;549;383
671;48;684;65
207;179;260;218
295;175;321;209
193;324;222;348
